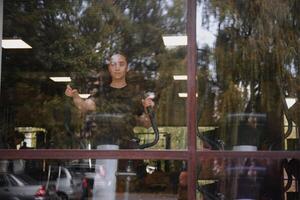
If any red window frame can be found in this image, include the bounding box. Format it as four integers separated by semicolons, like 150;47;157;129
1;1;300;200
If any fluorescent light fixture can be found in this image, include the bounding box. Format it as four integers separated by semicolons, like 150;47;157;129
79;94;91;99
162;35;187;48
285;98;296;109
2;39;32;49
178;93;188;98
178;93;198;98
173;75;187;80
49;77;71;82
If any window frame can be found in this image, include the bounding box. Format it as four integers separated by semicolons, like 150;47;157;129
1;1;300;200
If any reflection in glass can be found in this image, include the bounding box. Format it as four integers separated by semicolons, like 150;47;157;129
196;2;300;199
196;0;300;152
1;0;187;150
198;157;300;200
0;159;186;200
0;161;52;199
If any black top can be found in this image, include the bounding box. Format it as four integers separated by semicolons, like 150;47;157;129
85;84;144;147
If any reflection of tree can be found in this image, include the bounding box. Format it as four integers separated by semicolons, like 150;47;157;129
198;0;300;145
1;0;186;148
198;0;300;198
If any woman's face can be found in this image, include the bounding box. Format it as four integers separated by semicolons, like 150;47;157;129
108;54;128;81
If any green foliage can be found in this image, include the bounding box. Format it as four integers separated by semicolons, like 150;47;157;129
1;0;187;148
197;0;300;150
199;0;300;116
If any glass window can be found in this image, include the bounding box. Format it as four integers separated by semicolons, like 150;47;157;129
197;156;300;200
196;0;300;152
196;1;300;199
2;0;300;199
0;159;187;200
1;0;187;150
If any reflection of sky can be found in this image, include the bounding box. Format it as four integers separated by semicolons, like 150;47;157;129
196;3;218;81
196;3;217;48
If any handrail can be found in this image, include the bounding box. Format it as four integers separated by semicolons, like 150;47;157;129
138;109;160;149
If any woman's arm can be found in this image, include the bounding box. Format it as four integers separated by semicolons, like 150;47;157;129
65;85;96;112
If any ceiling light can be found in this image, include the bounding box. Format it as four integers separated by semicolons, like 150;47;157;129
178;93;198;98
162;35;187;48
178;93;188;98
79;94;91;99
2;39;32;49
49;77;71;82
173;75;187;80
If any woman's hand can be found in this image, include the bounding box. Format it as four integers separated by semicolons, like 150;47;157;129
142;97;155;113
65;85;79;98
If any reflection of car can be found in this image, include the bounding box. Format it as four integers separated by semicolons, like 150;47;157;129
45;166;82;200
0;172;49;200
67;164;95;199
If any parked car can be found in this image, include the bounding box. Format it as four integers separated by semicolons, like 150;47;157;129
0;172;53;200
45;166;82;200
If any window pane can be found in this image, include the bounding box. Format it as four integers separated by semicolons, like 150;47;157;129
197;0;300;152
1;0;187;150
197;156;300;200
0;159;186;200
